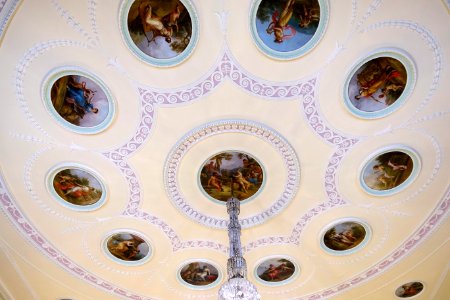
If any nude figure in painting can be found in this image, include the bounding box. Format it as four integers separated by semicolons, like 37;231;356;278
139;1;173;45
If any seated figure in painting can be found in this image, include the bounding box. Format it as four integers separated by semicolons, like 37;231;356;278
64;77;99;118
266;0;297;43
208;172;224;192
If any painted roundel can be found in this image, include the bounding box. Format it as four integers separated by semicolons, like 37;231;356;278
47;164;106;211
251;0;328;59
344;50;415;118
322;220;369;253
179;261;220;288
52;168;103;206
44;69;115;134
199;151;264;202
395;281;424;298
122;0;198;66
361;148;420;195
105;232;151;264
255;257;297;285
348;57;407;111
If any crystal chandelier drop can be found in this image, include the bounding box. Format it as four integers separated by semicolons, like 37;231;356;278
218;197;261;300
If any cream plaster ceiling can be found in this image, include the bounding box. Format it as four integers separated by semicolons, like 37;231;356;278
0;0;449;300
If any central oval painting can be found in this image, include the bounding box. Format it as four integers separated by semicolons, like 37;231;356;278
127;0;192;60
199;151;264;202
254;0;322;54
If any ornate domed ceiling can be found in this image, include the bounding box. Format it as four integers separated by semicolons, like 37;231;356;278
0;0;449;299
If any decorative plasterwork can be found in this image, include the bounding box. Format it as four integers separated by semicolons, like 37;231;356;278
0;0;448;299
164;119;300;229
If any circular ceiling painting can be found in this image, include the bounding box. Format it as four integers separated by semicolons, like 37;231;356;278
178;261;220;289
360;147;420;196
44;68;115;134
105;232;151;264
321;220;370;254
122;0;198;66
395;281;424;298
199;151;264;203
48;164;106;211
255;257;297;285
250;0;328;59
344;49;415;118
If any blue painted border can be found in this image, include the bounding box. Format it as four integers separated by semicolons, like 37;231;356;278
250;0;329;60
253;255;300;286
176;259;223;290
343;48;417;119
320;218;372;256
196;149;267;206
46;163;107;212
102;230;153;266
359;145;421;196
119;0;199;67
42;67;116;134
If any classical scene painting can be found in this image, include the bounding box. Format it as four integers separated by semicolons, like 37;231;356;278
348;57;407;113
323;221;367;252
127;0;192;59
53;168;103;206
255;0;320;52
362;151;413;191
256;257;296;283
50;75;109;128
199;151;264;202
395;281;424;298
179;261;219;287
106;233;150;262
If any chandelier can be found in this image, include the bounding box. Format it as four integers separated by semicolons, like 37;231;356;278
218;197;261;300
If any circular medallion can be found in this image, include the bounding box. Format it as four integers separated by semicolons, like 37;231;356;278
344;49;416;118
43;68;115;134
360;146;420;196
120;0;198;67
199;151;264;203
164;119;300;229
178;260;221;289
395;281;424;298
321;219;371;255
255;256;298;285
250;0;329;60
47;164;106;211
104;231;152;265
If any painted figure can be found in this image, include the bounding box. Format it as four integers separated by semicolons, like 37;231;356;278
266;0;297;43
208;172;223;192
